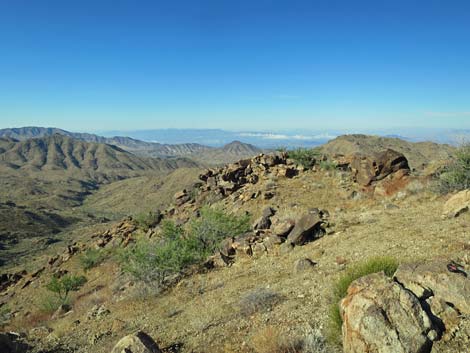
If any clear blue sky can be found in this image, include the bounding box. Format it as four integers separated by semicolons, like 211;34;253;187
0;0;469;131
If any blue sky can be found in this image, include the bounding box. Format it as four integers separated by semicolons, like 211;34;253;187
0;0;469;132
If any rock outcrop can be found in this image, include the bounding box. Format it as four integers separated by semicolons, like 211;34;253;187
348;149;410;186
198;153;297;197
341;260;470;352
91;218;137;248
395;261;470;339
340;272;436;353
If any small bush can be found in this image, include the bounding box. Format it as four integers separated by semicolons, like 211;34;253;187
119;226;196;287
188;206;251;257
46;274;87;302
79;248;105;271
120;208;250;289
0;305;10;326
287;148;321;168
319;160;337;171
134;211;162;231
437;143;470;194
39;294;67;313
327;257;399;346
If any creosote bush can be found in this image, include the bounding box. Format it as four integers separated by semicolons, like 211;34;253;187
287;148;321;168
120;207;251;289
327;257;399;346
437;142;470;194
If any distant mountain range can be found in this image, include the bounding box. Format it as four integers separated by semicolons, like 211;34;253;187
0;127;262;165
0;134;199;182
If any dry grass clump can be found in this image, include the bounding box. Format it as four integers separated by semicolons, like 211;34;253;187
436;142;470;194
251;325;330;353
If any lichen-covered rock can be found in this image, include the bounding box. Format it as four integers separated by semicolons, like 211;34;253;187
340;272;435;353
394;260;470;339
111;331;162;353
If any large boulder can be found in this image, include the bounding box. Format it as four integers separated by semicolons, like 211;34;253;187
394;261;470;316
349;149;410;186
111;331;162;353
442;190;470;218
286;212;324;246
253;207;275;230
340;272;435;353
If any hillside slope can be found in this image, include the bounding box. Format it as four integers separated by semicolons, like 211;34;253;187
3;148;470;353
0;135;197;180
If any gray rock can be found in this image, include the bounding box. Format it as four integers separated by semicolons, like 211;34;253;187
253;207;276;230
294;258;317;273
271;219;295;237
111;331;162;353
394;261;470;315
279;242;294;254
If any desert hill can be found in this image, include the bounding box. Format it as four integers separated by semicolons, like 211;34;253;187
0;134;197;178
321;134;455;170
0;127;263;165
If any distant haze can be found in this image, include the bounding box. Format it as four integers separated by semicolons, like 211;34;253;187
97;128;470;148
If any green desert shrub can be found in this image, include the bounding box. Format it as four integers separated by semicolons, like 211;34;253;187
119;220;193;286
120;208;250;288
0;305;11;326
79;248;105;271
46;274;87;301
437;143;470;193
319;160;337;171
41;274;87;312
133;211;162;231
327;257;399;346
188;206;251;256
287;148;320;168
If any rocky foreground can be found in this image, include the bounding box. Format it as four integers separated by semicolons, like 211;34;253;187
1;148;470;353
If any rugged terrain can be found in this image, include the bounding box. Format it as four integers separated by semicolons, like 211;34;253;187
0;134;202;269
1;134;470;353
0;127;263;165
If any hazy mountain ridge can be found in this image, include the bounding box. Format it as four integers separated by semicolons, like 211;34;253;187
0;134;198;177
0;127;262;164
